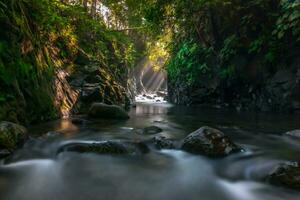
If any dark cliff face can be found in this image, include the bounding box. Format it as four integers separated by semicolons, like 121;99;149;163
163;0;300;113
168;58;300;112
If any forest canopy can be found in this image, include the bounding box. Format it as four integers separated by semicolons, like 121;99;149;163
0;0;300;124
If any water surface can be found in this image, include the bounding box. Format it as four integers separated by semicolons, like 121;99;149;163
1;103;300;200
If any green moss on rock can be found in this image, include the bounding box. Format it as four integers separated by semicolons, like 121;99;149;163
0;121;28;151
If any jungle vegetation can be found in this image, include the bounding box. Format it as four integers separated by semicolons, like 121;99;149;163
0;0;299;123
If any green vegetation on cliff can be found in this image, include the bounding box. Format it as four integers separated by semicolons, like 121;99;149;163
0;0;138;124
144;0;300;111
1;0;300;125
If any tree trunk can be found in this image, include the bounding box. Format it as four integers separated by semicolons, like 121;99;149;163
83;0;88;11
91;0;97;18
208;6;222;50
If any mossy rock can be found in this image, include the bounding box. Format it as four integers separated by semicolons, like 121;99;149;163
268;162;300;190
0;121;28;151
181;126;242;157
152;136;175;150
88;103;129;120
57;141;149;155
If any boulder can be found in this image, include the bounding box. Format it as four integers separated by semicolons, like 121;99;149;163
57;140;149;155
88;103;129;119
0;121;28;151
181;126;241;157
268;162;300;190
152;136;175;150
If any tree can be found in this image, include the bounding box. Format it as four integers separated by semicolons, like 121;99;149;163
91;0;97;18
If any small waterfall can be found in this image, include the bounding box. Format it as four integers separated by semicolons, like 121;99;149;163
133;58;167;103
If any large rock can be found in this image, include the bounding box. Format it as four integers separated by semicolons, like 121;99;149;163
268;162;300;190
57;141;149;155
152;136;175;150
0;121;28;151
88;103;129;119
181;126;241;157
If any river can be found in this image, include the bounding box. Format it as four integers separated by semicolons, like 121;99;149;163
1;102;300;200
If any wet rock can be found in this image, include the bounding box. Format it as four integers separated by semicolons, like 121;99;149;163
81;84;103;103
285;130;300;138
0;121;28;151
146;95;154;99
268;162;300;190
153;136;175;150
88;103;129;120
57;141;149;155
135;126;163;135
181;126;241;157
0;149;10;159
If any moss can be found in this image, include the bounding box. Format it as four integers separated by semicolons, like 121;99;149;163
0;0;137;125
0;121;27;151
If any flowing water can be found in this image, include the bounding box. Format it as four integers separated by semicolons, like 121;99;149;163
1;101;300;200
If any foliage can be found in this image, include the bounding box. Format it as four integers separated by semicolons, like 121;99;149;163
0;0;138;124
167;40;215;86
143;0;300;87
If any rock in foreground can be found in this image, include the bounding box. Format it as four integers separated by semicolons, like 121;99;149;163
0;121;28;151
285;130;300;138
268;162;300;190
181;126;241;157
88;103;129;119
57;140;149;155
152;136;175;150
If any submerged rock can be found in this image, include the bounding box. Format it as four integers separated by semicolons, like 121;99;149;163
152;136;175;150
268;162;300;190
88;103;129;119
181;126;241;157
135;126;163;135
57;140;149;155
0;121;28;151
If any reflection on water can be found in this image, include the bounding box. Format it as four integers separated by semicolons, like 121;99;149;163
135;103;171;115
1;103;300;200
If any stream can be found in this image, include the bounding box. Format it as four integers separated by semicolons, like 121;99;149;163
1;101;300;200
